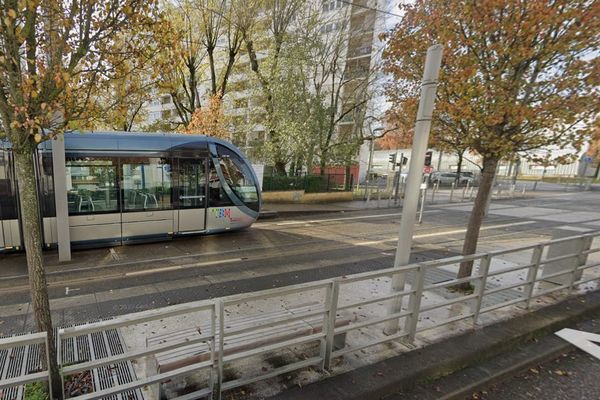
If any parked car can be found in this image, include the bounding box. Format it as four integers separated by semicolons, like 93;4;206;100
459;171;481;185
430;172;473;186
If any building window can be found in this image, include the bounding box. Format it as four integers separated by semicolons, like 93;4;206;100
161;109;172;119
122;158;172;211
66;158;119;215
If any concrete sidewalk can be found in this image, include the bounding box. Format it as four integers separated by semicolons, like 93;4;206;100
268;289;600;400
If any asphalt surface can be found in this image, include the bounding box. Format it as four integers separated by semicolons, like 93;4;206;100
0;190;599;336
472;349;600;400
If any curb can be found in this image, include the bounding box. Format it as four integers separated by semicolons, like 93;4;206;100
395;316;599;400
268;290;600;400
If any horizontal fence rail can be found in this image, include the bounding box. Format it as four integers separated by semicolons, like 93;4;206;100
1;231;599;400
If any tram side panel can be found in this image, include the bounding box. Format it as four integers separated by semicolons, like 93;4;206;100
0;149;21;250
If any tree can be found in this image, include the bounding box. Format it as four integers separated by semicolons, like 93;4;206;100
382;0;600;283
180;94;230;138
385;96;475;183
587;119;600;179
157;0;245;130
95;60;156;132
0;1;160;397
238;0;305;174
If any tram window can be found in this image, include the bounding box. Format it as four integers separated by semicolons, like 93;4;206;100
122;158;172;211
39;153;56;218
209;159;234;207
0;150;18;220
215;145;259;212
66;158;119;215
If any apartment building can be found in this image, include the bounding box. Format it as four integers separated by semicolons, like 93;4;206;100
140;1;395;170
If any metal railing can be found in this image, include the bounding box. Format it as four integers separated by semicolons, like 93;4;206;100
1;231;599;400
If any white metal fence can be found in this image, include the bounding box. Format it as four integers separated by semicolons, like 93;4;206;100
1;231;599;400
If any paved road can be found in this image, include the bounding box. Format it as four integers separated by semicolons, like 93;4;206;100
0;190;599;335
472;349;600;400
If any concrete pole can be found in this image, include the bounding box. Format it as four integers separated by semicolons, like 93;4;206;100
365;138;374;202
385;45;443;334
394;153;404;204
52;135;71;262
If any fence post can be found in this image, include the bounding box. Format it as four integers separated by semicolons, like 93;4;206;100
405;266;426;342
57;329;63;398
472;255;492;325
568;236;593;295
418;188;426;224
45;332;54;400
209;303;217;399
214;299;225;400
323;280;340;370
525;245;544;309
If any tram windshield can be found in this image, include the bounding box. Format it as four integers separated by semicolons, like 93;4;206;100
216;144;259;212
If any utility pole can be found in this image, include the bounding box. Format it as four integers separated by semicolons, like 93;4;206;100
394;152;404;204
385;45;443;334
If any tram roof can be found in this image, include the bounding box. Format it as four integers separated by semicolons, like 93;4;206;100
0;131;242;153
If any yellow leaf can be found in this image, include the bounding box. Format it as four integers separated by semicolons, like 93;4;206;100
34;133;42;143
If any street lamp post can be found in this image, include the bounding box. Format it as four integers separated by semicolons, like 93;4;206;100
366;127;383;203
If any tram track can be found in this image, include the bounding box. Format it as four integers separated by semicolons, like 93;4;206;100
0;216;552;298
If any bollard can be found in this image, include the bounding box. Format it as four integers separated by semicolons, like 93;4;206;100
377;186;381;209
430;184;436;204
469;186;475;201
418;188;426;224
533;181;538;191
449;182;455;202
522;185;526;197
462;181;469;201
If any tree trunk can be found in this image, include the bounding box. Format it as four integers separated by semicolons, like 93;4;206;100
457;156;499;285
511;158;520;185
274;160;286;175
455;152;463;186
344;163;352;191
319;157;326;176
13;146;62;399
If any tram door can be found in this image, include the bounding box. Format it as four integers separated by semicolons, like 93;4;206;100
175;158;207;233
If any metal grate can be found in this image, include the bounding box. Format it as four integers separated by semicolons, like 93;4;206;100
1;323;143;400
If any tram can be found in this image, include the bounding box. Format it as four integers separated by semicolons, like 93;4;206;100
0;131;261;251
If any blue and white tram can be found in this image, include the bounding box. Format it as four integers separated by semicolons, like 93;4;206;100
0;131;261;250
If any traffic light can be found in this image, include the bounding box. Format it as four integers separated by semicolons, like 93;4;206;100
401;156;408;166
388;153;397;165
424;151;433;166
